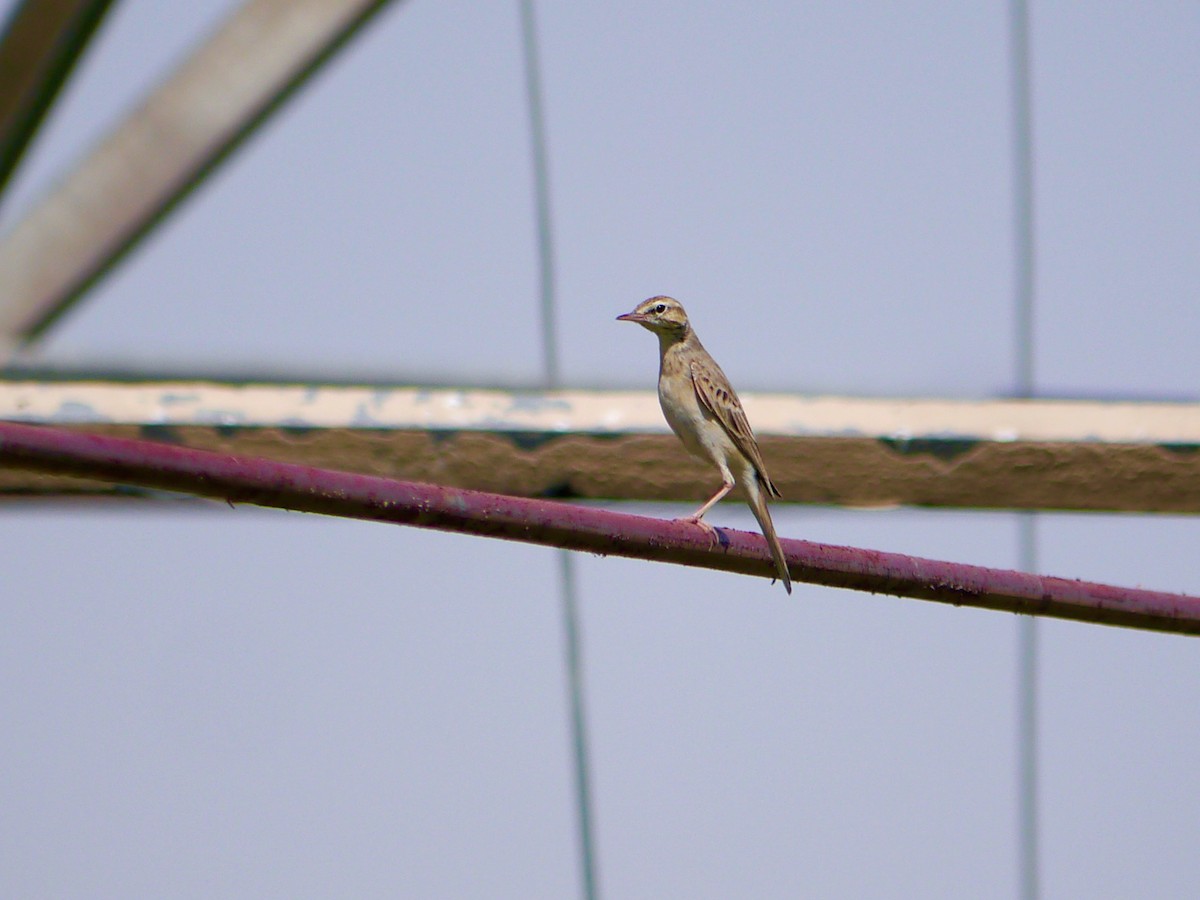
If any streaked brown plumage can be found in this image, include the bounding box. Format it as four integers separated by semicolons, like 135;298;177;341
617;295;791;593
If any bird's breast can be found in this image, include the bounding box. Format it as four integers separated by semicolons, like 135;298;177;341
658;372;736;468
658;377;700;446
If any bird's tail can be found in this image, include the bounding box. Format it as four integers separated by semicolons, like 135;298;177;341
746;472;792;595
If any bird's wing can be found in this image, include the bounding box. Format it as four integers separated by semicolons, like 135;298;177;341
689;357;782;498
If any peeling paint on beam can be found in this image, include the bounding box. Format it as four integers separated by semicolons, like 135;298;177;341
3;381;1200;512
1;419;1199;635
5;381;1200;442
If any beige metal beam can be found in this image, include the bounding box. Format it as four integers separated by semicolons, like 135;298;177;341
2;380;1199;512
0;0;396;351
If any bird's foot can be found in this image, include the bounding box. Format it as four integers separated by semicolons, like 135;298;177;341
675;514;727;548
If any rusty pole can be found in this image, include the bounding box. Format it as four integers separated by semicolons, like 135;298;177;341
2;420;1198;635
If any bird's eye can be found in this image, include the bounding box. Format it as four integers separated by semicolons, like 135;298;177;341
654;304;666;314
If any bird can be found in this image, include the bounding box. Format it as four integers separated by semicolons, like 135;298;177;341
617;295;792;594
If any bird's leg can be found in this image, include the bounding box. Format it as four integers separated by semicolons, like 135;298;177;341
686;480;733;522
676;478;734;542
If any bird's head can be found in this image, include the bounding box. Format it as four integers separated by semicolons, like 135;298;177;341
616;296;690;337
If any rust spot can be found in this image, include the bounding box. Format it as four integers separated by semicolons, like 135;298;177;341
279;424;317;437
1160;443;1200;456
541;481;578;499
878;437;980;463
508;431;559;452
139;424;183;444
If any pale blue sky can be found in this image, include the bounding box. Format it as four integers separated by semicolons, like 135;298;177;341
2;2;1199;897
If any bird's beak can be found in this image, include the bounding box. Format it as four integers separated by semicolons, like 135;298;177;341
616;311;643;323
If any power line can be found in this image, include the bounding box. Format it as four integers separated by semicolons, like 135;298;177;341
1009;1;1040;897
518;2;598;898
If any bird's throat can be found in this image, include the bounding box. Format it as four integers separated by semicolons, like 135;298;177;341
655;327;692;360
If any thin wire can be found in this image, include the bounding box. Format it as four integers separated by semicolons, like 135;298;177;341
520;0;561;384
1009;1;1040;897
1016;517;1039;900
518;2;598;898
556;551;597;899
1011;0;1036;400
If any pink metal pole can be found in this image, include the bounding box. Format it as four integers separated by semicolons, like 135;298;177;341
2;420;1198;635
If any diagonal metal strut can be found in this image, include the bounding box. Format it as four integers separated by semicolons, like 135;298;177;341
0;0;399;350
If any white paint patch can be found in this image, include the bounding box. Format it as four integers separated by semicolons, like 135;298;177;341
2;382;1199;444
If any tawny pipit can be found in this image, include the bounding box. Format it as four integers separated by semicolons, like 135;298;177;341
617;296;792;594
